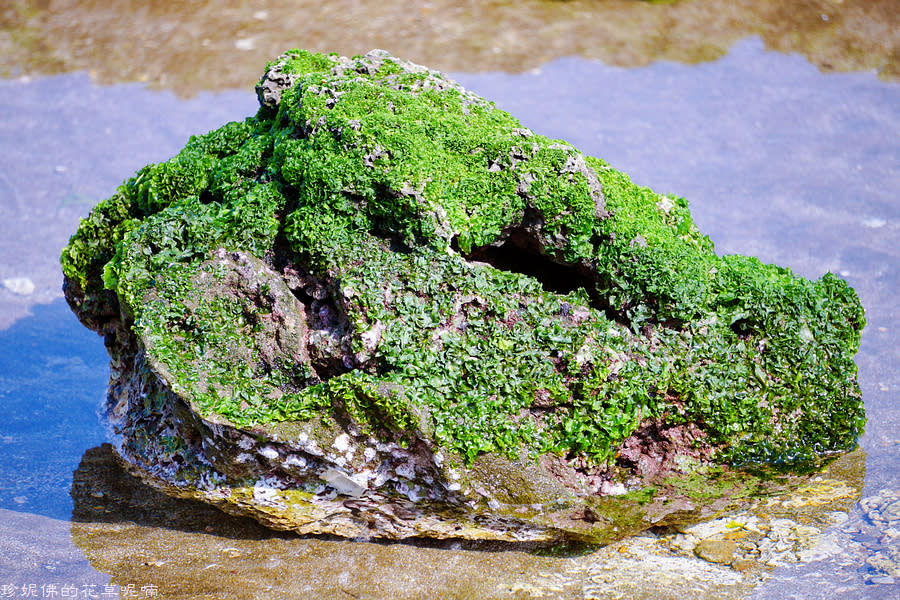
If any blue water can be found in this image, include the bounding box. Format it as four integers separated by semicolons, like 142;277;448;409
0;302;108;520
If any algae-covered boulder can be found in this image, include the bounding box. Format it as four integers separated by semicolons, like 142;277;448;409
61;49;865;543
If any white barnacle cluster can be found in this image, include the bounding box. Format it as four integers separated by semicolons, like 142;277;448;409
252;477;288;509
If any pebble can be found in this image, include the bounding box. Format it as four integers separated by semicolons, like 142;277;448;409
694;539;737;564
861;489;900;528
869;576;895;585
730;558;757;572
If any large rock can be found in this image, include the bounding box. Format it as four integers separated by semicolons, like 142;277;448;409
61;49;866;543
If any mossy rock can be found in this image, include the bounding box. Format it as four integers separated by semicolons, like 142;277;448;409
61;49;866;543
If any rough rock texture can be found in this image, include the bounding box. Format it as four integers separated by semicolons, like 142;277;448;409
61;49;866;543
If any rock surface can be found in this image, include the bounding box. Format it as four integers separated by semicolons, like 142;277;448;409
61;49;866;543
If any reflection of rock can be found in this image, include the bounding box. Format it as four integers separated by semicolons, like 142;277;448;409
694;538;738;564
69;445;868;599
61;49;866;543
71;444;277;538
1;0;898;93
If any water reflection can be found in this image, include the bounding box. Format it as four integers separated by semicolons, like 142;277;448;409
71;444;281;538
67;442;870;599
1;0;898;95
69;444;588;600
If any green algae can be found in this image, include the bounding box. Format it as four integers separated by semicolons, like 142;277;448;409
62;48;865;480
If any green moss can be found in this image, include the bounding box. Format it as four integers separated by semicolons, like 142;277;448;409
622;486;657;506
61;189;136;293
61;49;865;472
277;49;336;76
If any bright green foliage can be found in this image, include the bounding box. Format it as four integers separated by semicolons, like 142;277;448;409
61;49;865;470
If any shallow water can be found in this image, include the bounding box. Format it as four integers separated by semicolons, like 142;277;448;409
1;37;899;598
3;0;898;89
